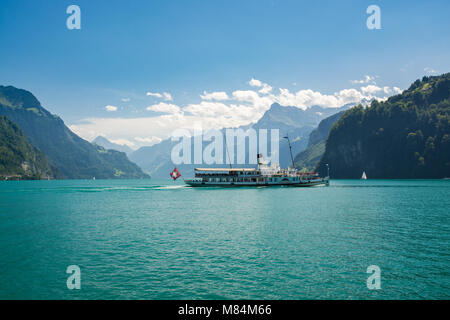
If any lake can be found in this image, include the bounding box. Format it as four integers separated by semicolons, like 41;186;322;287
0;179;449;299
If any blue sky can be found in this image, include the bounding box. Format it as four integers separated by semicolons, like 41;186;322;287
0;0;449;147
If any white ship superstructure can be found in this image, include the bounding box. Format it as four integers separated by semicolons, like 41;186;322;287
184;154;329;187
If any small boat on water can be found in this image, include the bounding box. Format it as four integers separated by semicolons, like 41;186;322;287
183;154;329;187
361;171;367;180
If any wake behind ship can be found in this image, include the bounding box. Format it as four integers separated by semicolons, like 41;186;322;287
183;154;329;187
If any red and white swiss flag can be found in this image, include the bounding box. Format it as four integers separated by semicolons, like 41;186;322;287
170;168;181;180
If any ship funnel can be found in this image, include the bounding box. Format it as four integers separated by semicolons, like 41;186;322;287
257;153;266;169
257;154;264;167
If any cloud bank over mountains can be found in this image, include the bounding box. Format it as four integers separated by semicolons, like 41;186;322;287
70;77;403;149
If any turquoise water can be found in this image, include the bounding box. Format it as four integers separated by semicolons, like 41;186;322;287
0;179;449;299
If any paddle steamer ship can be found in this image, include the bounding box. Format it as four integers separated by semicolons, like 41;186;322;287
184;154;329;187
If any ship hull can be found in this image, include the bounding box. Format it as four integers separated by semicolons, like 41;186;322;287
184;178;329;188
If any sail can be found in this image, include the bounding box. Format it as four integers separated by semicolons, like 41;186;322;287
361;171;367;180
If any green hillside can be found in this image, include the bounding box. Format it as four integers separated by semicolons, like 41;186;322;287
294;111;345;171
317;73;450;178
0;116;57;180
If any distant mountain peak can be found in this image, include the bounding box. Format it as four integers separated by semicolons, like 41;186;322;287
269;102;282;110
92;135;134;156
254;102;350;132
92;135;110;144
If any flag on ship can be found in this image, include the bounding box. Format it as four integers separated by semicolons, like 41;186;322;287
170;168;181;180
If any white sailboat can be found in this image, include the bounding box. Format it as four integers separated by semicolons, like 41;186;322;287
361;171;367;180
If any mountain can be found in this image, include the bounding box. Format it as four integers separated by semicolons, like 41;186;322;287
0;116;58;180
294;111;346;171
254;103;347;132
92;136;134;155
0;86;149;179
317;73;450;179
130;103;351;178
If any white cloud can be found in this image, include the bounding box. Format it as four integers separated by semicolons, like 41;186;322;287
184;101;230;117
424;67;437;75
69;112;256;148
381;86;403;95
232;90;273;114
134;136;163;144
361;86;403;96
351;75;376;84
275;88;366;109
70;115;186;146
249;78;272;94
146;92;163;98
249;78;263;87
105;105;118;112
335;88;366;105
392;87;403;94
163;92;173;101
232;90;260;102
109;138;135;148
200;91;229;100
72;77;403;148
184;101;258;123
121;98;131;102
146;91;173;101
146;102;181;114
360;85;383;95
259;83;273;94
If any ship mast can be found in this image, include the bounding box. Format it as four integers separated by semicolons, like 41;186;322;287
283;135;295;169
225;135;232;169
